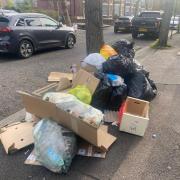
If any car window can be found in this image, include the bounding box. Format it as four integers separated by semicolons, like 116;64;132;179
0;17;9;27
16;18;25;26
25;18;42;27
40;18;57;27
139;12;161;18
119;18;130;21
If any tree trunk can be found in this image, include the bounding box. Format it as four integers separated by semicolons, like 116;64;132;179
85;0;104;54
134;0;141;17
60;0;72;26
159;0;174;47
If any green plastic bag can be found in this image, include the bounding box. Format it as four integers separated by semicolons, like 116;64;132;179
68;85;92;104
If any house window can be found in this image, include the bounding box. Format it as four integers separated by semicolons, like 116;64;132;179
103;3;109;16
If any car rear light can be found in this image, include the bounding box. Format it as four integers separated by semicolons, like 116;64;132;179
0;27;12;32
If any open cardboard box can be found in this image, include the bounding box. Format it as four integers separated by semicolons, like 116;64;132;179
19;69;116;151
120;97;149;137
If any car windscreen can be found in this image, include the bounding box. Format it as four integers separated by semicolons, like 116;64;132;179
0;16;10;27
139;12;160;18
118;18;130;21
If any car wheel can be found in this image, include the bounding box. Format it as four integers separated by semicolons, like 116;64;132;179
132;31;138;39
18;40;34;59
66;35;75;49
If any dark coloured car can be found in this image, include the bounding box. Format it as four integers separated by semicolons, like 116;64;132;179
0;13;76;58
131;11;163;38
114;16;133;33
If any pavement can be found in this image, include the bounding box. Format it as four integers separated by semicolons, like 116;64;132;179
0;28;180;180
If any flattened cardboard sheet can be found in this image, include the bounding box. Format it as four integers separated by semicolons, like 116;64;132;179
48;72;73;82
0;121;35;154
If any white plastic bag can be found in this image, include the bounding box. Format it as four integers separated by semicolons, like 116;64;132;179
81;53;106;70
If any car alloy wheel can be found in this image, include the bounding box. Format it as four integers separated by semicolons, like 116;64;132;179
66;35;75;49
19;40;33;58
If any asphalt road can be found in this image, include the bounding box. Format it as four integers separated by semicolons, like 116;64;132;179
0;27;154;121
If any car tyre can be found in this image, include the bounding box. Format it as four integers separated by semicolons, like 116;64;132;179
18;40;34;59
65;34;75;49
132;31;138;39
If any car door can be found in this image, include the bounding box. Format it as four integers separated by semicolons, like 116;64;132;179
24;17;44;49
40;17;62;47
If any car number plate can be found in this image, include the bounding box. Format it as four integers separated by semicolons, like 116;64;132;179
119;27;125;30
139;28;148;32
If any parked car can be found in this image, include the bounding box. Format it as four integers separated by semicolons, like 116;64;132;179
114;16;133;33
0;9;18;16
131;11;163;38
170;16;180;30
0;13;76;58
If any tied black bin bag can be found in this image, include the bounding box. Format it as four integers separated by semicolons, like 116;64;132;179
112;39;135;58
102;55;136;78
91;72;127;111
126;71;157;101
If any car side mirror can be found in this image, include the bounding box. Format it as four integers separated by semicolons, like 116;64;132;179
57;22;63;29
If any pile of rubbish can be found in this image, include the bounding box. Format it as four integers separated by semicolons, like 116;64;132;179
0;39;157;174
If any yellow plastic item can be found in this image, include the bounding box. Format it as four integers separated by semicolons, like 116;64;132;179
68;85;92;104
100;44;118;60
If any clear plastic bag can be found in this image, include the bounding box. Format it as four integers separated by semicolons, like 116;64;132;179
43;93;103;128
33;118;77;173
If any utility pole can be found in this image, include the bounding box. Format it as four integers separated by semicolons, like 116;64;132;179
159;0;174;47
85;0;104;54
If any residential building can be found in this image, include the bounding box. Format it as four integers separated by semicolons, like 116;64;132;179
33;0;84;20
1;0;7;7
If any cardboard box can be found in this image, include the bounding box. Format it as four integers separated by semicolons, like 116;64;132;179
32;69;99;97
19;70;116;151
19;92;116;151
119;97;149;137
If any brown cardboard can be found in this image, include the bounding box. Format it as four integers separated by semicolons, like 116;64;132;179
32;83;58;97
0;121;35;154
56;78;71;91
72;69;99;94
48;72;73;82
19;92;116;151
32;69;99;98
77;139;106;158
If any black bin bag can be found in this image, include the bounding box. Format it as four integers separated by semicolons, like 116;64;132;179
112;39;135;58
91;72;128;111
126;71;157;101
108;84;127;111
102;55;136;78
91;72;113;111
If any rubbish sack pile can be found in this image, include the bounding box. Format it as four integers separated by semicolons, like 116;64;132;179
84;40;157;111
33;118;77;173
0;39;157;175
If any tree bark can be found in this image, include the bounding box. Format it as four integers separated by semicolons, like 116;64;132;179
85;0;104;54
159;0;174;47
134;0;141;17
60;0;72;26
